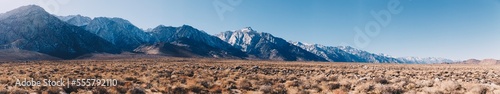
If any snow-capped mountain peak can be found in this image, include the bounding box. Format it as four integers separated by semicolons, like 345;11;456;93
240;27;256;32
290;41;312;46
218;28;327;61
217;27;262;51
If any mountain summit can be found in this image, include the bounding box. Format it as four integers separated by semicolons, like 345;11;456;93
84;17;154;51
0;5;45;20
57;15;92;26
0;5;120;59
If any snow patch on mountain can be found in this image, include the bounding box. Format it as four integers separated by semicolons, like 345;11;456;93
57;15;92;26
291;41;455;63
217;27;261;52
217;27;327;61
397;57;456;64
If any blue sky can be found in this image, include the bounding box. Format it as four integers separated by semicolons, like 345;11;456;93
0;0;499;60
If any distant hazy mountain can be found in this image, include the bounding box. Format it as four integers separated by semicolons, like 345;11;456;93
291;42;401;63
84;17;154;51
141;25;247;58
217;27;327;61
292;41;456;63
453;59;500;65
57;15;92;26
397;57;455;64
0;5;120;59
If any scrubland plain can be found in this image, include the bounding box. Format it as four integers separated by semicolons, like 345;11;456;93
0;58;500;94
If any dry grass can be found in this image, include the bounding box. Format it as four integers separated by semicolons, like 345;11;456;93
0;58;500;94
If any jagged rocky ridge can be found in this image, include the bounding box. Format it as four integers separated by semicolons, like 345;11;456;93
217;27;327;61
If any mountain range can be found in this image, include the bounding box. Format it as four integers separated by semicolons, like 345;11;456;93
291;42;455;63
217;27;326;61
0;5;459;63
135;25;247;58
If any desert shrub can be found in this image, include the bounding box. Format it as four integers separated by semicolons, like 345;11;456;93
127;87;146;94
403;82;417;90
230;89;242;94
492;79;500;85
417;80;434;87
115;86;130;93
354;83;373;93
327;76;338;82
184;70;194;77
372;84;404;94
0;78;10;85
333;89;348;94
237;79;253;90
338;81;352;91
314;75;328;83
170;86;187;94
310;85;323;92
9;89;28;94
287;75;298;81
285;80;301;87
0;89;7;94
493;90;500;94
257;78;274;86
210;88;222;93
300;81;314;89
199;80;213;88
272;77;287;83
391;78;409;83
46;87;60;94
187;85;206;93
327;82;341;90
374;78;389;84
465;85;488;94
421;87;443;94
92;87;108;94
259;85;272;93
272;84;288;94
107;88;120;94
440;81;461;92
63;85;79;93
125;77;138;82
297;90;309;94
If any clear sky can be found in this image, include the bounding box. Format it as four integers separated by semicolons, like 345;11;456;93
0;0;499;60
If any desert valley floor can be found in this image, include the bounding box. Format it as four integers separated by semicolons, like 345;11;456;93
1;58;500;94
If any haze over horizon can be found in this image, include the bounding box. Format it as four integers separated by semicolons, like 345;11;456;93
0;0;499;60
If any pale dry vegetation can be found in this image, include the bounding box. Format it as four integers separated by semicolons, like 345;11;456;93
0;58;500;94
